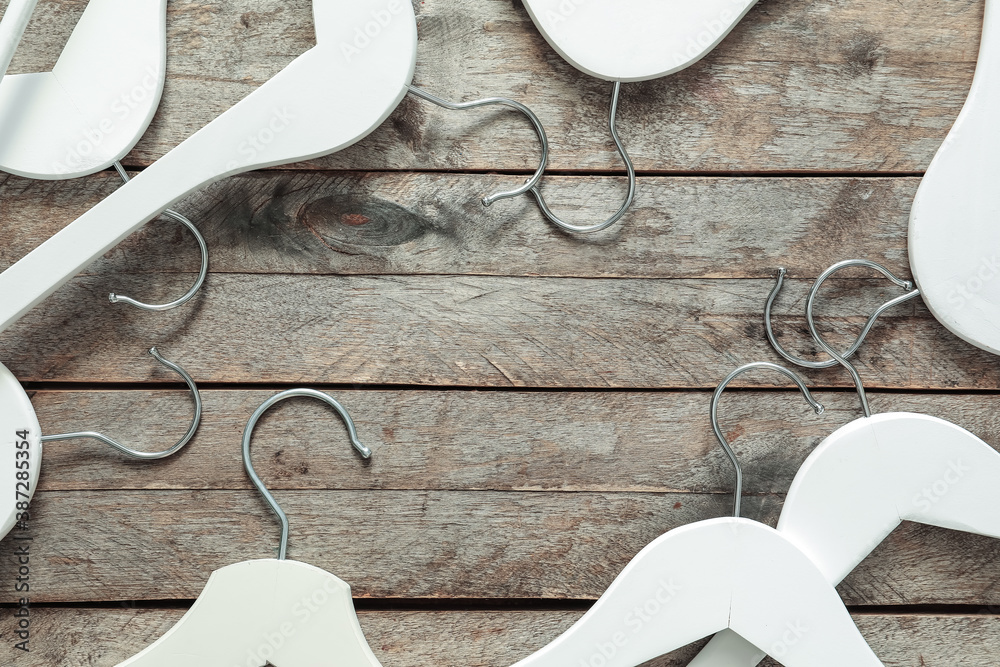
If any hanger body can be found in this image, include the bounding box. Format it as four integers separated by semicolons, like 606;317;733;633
0;361;42;539
0;0;167;179
689;412;1000;666
116;559;383;667
512;517;882;667
909;0;1000;355
0;0;417;334
521;0;758;82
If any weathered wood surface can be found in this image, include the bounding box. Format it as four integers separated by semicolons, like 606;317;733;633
2;609;1000;667
3;0;986;173
2;488;1000;605
1;273;996;390
27;389;1000;494
3;0;999;661
1;172;918;279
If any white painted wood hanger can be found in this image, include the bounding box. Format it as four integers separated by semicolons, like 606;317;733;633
522;0;758;83
693;268;1000;667
517;0;757;233
115;388;378;667
512;364;884;667
0;350;200;541
689;373;1000;667
0;0;549;334
907;0;1000;355
0;0;167;179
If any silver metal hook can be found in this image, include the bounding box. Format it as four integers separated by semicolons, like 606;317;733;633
527;80;637;234
711;362;824;518
107;162;209;312
765;263;921;369
803;260;920;418
241;388;371;561
40;347;203;460
406;85;549;207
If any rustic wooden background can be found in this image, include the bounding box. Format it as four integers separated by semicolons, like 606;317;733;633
2;0;1000;664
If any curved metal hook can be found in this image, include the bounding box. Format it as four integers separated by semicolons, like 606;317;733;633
407;85;549;207
528;81;637;234
711;362;824;518
107;162;209;312
765;263;921;369
40;347;203;460
802;260;921;419
242;388;371;560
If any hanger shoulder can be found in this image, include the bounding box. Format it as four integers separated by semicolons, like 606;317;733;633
116;559;383;667
512;519;733;667
731;521;883;667
521;0;759;82
909;0;1000;355
870;413;1000;536
0;1;417;334
0;0;167;179
512;518;880;667
778;417;900;584
0;361;41;540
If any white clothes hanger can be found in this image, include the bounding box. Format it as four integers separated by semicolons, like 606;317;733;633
0;0;550;334
114;388;379;667
908;0;1000;356
511;363;885;667
518;0;759;233
0;348;201;541
0;0;167;179
522;0;758;83
691;267;1000;667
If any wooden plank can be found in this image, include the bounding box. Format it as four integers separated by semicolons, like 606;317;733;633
28;389;1000;495
2;489;999;605
2;609;1000;666
0;273;992;390
3;0;986;172
0;172;917;279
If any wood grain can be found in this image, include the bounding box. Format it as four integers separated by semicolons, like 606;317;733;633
26;389;1000;495
1;488;999;606
1;609;999;667
0;172;917;279
3;0;998;660
0;609;1000;667
1;273;996;389
3;0;986;172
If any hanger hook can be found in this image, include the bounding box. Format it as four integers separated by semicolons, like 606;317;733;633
241;388;371;561
711;362;824;519
765;263;921;369
802;260;920;418
527;80;637;234
107;162;209;312
40;347;203;459
406;85;549;207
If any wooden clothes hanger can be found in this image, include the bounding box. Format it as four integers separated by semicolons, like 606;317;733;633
511;364;884;667
0;0;209;311
114;389;379;667
0;0;550;334
522;0;758;83
768;0;1000;358
908;0;1000;356
0;349;201;541
518;0;759;233
691;267;1000;667
0;0;167;179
